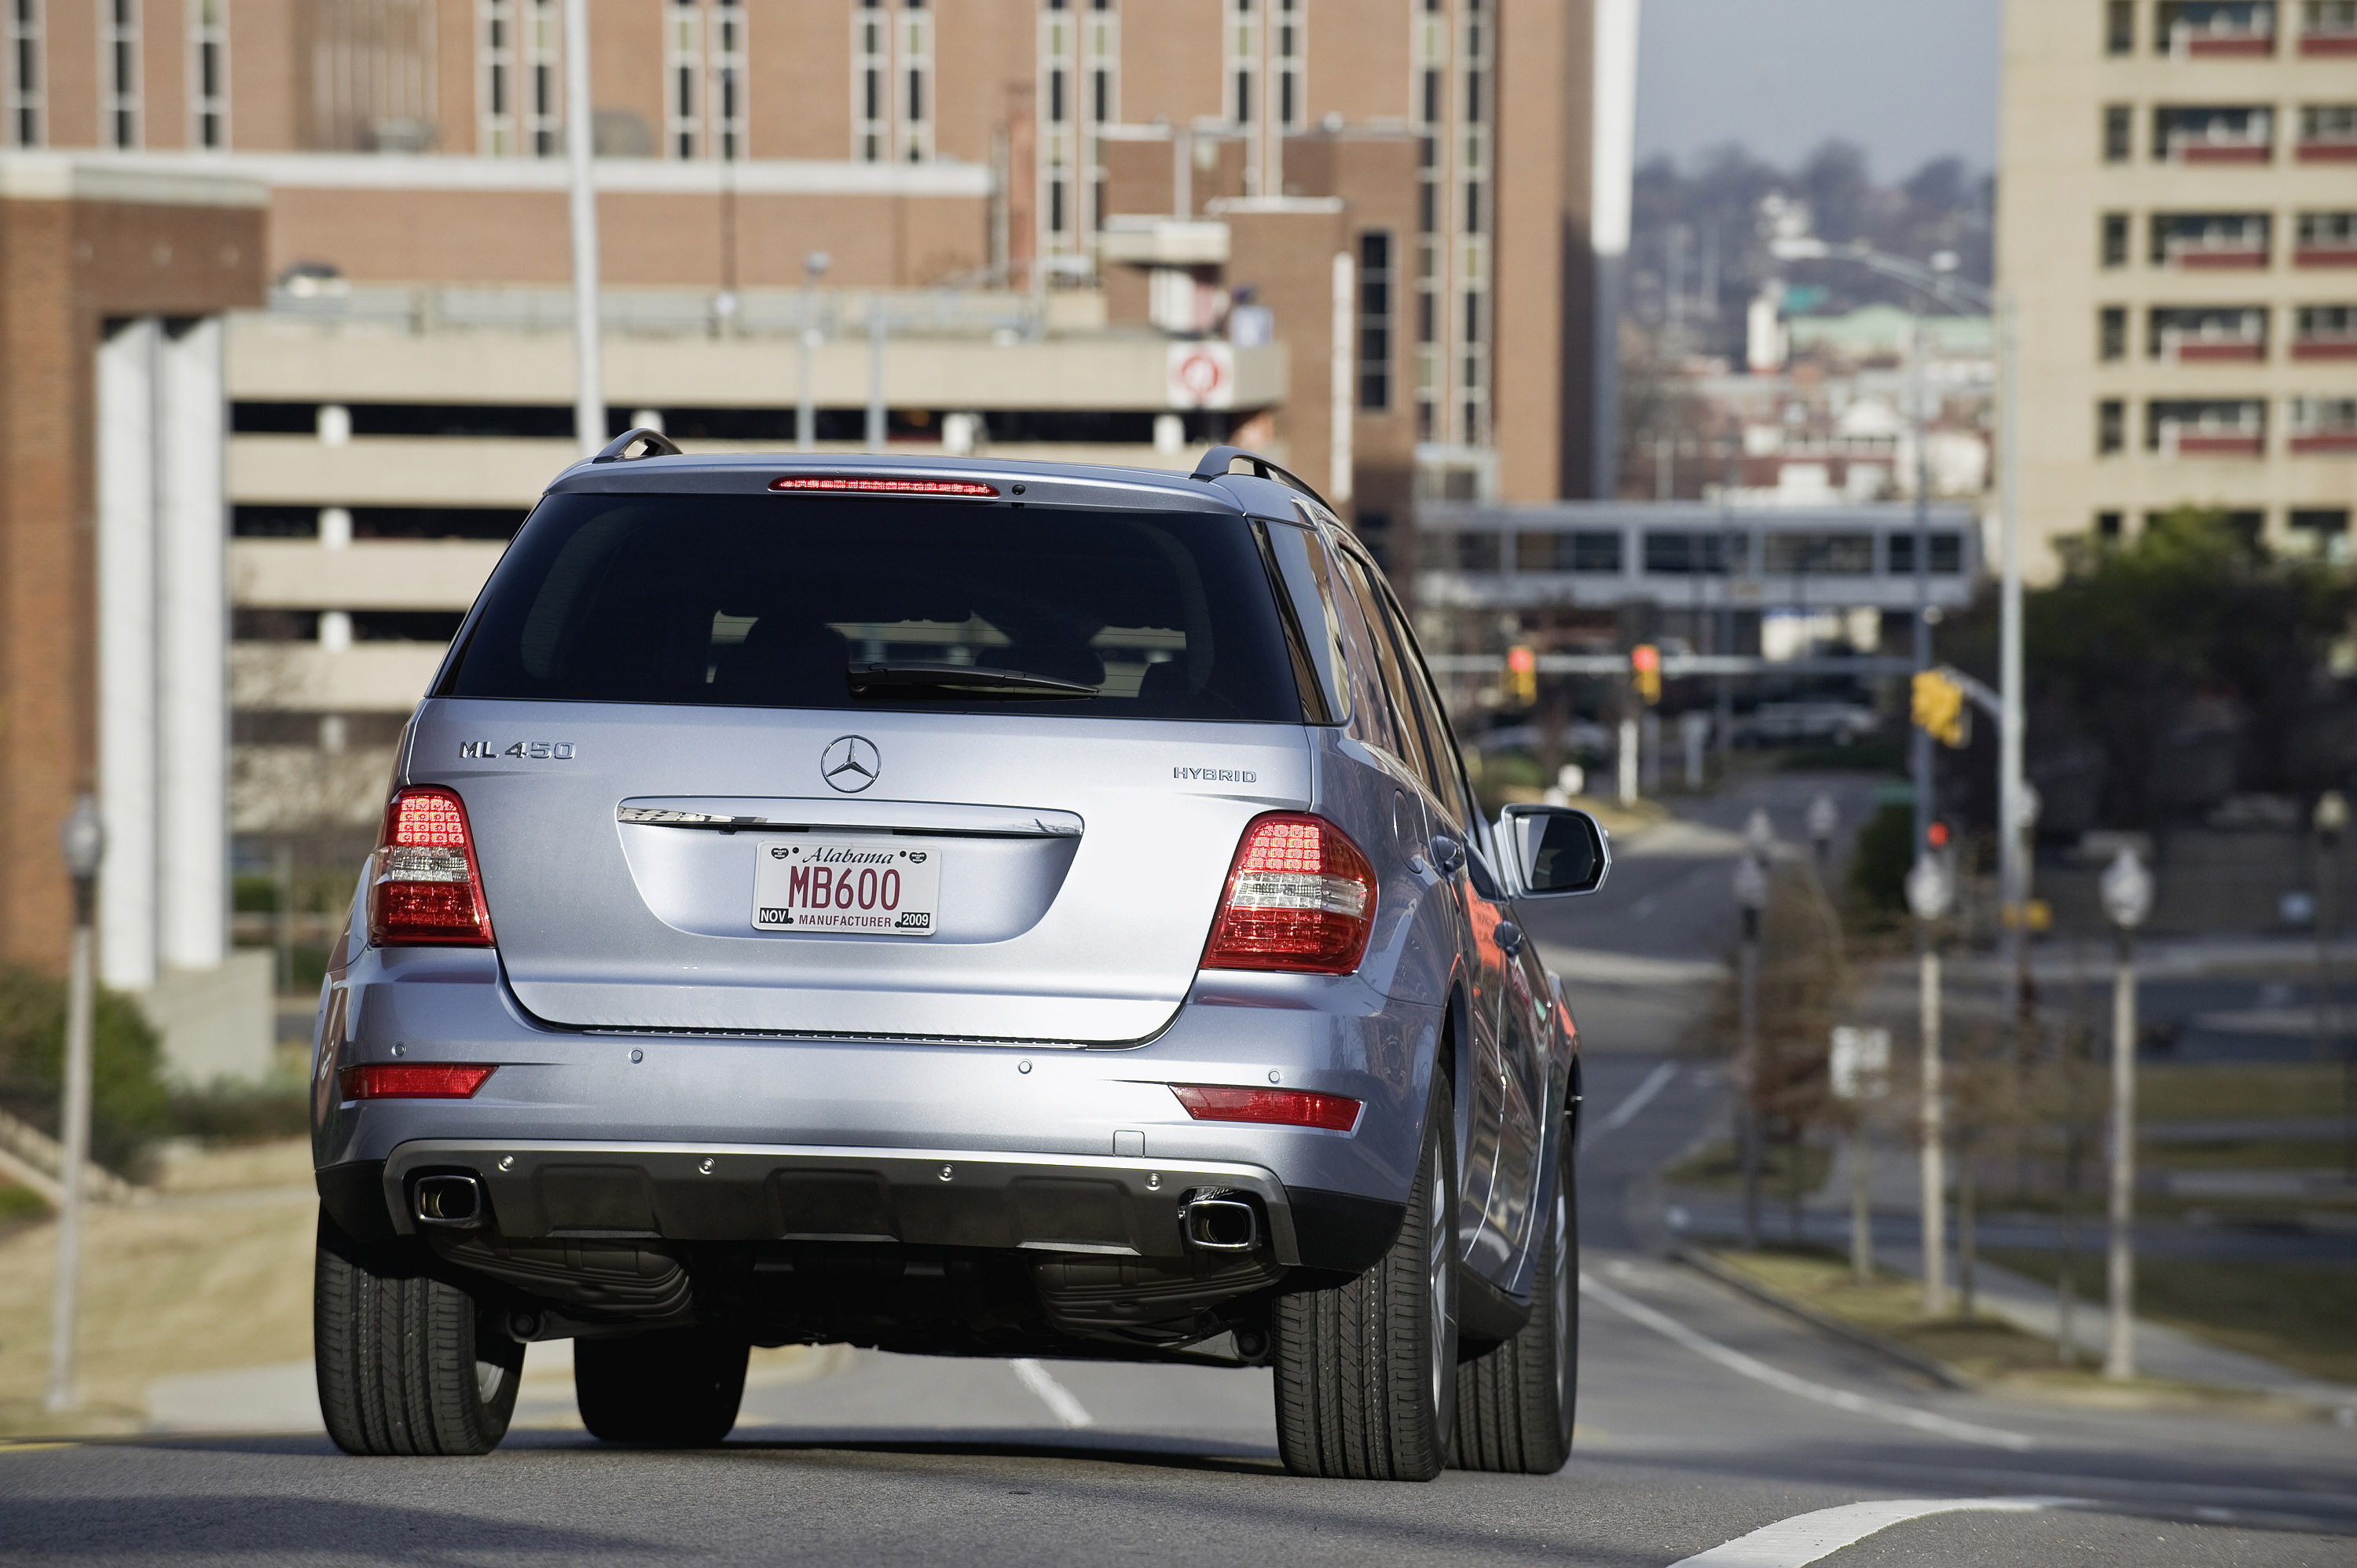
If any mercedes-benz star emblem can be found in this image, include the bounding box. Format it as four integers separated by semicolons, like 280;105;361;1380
821;735;881;793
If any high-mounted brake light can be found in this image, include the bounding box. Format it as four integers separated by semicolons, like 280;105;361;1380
368;786;495;947
769;475;999;497
1200;812;1376;974
1171;1083;1362;1132
341;1063;495;1101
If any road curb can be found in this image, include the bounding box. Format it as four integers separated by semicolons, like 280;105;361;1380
1670;1243;1978;1391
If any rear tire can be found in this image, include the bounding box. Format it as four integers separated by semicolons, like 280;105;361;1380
575;1329;750;1446
1450;1129;1578;1474
1272;1074;1458;1481
314;1209;522;1456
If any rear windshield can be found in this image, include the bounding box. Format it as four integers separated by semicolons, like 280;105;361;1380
437;493;1307;722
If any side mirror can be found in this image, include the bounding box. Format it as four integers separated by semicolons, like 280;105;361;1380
1494;805;1611;899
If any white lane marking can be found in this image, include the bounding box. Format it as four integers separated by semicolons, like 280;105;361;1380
1667;1497;2079;1568
1583;1061;1677;1149
1578;1273;2036;1452
1009;1358;1094;1428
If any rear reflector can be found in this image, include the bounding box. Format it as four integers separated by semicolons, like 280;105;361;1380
1171;1083;1362;1132
368;786;495;947
341;1063;494;1101
1200;812;1377;973
769;475;999;497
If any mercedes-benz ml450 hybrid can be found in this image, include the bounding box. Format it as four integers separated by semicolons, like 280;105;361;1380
310;438;1610;1480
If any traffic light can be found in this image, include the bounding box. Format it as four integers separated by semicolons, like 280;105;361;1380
1630;643;1662;705
1505;645;1538;706
1911;669;1968;747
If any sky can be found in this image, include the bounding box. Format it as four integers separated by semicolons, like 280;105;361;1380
1634;0;2001;181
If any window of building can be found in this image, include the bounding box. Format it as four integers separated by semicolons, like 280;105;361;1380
1644;532;1739;574
897;3;932;162
2299;103;2357;156
2308;2;2357;48
101;0;137;148
5;0;38;147
852;2;885;161
189;0;225;147
712;0;746;159
525;0;559;156
2294;210;2357;262
2100;306;2128;360
1225;0;1256;126
2102;211;2130;266
1886;532;1965;574
2107;0;2136;52
2147;397;2267;452
2152;210;2270;265
2158;1;2278;52
2147;304;2267;357
1358;231;1393;412
478;0;515;154
2153;103;2272;160
2095;510;2124;539
2290;397;2357;449
1275;0;1303;130
2103;104;2132;161
2099;398;2126;453
665;2;702;158
1763;533;1875;575
2294;303;2357;353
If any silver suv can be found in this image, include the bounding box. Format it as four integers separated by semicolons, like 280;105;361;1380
310;440;1610;1480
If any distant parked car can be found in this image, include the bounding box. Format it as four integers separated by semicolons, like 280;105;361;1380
1736;702;1879;748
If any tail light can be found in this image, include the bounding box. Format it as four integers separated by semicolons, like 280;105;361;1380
368;786;495;947
341;1063;494;1101
1200;812;1376;973
1171;1083;1362;1131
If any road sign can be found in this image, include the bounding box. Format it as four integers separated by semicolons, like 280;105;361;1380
1829;1025;1891;1101
1165;342;1234;409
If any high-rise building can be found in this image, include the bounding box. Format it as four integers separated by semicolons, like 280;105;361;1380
1;2;1628;1039
2000;0;2357;576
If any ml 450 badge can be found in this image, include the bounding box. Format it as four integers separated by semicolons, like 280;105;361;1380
458;741;575;760
753;841;940;936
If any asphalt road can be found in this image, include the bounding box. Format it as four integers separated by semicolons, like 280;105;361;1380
5;780;2353;1566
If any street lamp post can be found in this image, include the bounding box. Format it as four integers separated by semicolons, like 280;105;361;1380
2100;845;2154;1381
1807;792;1837;878
46;794;104;1414
1733;819;1771;1251
1905;848;1953;1316
2315;790;2351;1180
562;0;603;460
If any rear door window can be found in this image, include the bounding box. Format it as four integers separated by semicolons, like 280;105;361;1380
439;493;1307;722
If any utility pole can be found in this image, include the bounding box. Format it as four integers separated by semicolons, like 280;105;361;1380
47;795;104;1413
797;251;830;452
1997;291;2029;1022
865;300;888;453
2315;791;2345;1068
563;0;603;459
2100;846;2154;1380
1734;841;1769;1251
1906;850;1953;1315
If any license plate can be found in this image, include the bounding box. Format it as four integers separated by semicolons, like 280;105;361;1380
753;839;941;936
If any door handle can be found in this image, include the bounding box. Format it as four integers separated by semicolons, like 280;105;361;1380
1428;834;1465;874
1494;920;1524;957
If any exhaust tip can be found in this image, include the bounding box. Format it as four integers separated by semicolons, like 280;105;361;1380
1181;1190;1260;1252
413;1173;485;1228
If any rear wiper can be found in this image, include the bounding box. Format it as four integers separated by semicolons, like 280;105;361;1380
847;661;1097;699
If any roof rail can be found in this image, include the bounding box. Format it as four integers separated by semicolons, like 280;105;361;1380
591;427;684;463
1189;445;1331;510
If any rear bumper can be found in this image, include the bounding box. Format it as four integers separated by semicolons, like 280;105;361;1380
311;949;1433;1275
326;1139;1392;1274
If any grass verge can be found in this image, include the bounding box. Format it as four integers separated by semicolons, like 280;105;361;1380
1984;1247;2357;1389
1703;1244;2310;1411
